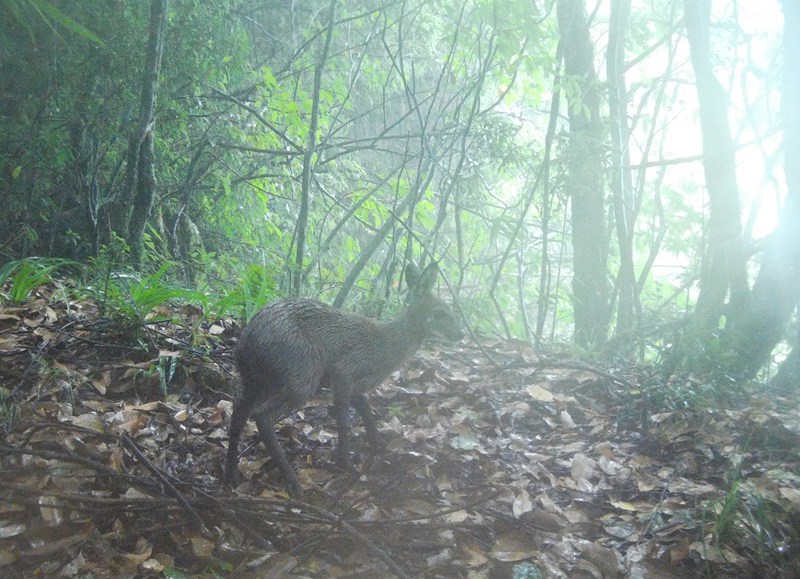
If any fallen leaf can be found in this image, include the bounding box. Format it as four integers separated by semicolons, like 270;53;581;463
512;489;533;518
0;523;25;539
526;383;554;402
489;533;536;562
70;413;105;433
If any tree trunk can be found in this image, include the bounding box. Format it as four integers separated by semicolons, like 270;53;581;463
683;0;748;330
731;0;800;381
120;0;168;264
293;0;337;293
607;0;636;342
557;0;609;349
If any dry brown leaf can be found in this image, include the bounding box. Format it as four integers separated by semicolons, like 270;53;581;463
122;536;153;565
779;486;800;506
33;326;55;342
0;523;25;539
141;558;165;573
0;337;20;350
512;489;533;518
38;496;63;527
447;370;470;384
23;317;41;328
0;549;18;567
403;498;435;516
57;551;85;576
190;536;215;558
522;509;565;532
426;547;454;567
91;371;111;395
489;533;536;562
597;456;625;477
460;539;489;567
560;410;576;428
444;509;470;523
689;541;746;565
70;413;105;433
22;522;93;557
123;487;151;499
571;453;596;485
526;383;554;402
578;543;620;577
602;518;638;540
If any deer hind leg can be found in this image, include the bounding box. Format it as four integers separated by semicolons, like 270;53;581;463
332;379;358;471
223;398;252;486
253;411;304;498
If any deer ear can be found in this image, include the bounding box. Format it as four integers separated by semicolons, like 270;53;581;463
417;263;439;293
405;261;422;288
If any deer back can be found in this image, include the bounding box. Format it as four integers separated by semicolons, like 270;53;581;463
236;262;461;406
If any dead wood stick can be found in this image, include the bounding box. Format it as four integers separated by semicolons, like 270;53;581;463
120;432;209;535
285;500;409;579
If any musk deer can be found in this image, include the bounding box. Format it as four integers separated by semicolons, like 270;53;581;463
223;262;462;497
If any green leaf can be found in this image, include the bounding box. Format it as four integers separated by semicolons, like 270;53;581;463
162;567;190;579
28;0;105;45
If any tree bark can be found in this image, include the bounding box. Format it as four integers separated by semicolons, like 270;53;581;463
732;0;800;381
121;0;168;264
683;0;748;330
293;0;337;293
607;0;636;342
557;0;609;349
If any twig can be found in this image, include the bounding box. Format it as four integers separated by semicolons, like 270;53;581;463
120;432;210;535
286;500;409;578
498;358;635;389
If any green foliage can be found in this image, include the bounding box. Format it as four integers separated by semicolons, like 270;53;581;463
698;443;788;571
512;562;543;579
0;257;71;304
652;324;755;409
0;387;19;435
154;354;177;399
90;262;202;342
1;0;104;48
122;264;197;321
640;368;749;416
710;480;741;545
0;0;780;381
162;566;190;579
205;263;279;323
26;0;104;44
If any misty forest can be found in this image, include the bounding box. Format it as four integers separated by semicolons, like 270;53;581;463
1;0;799;576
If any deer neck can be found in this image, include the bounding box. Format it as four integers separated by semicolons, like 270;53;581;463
375;307;427;365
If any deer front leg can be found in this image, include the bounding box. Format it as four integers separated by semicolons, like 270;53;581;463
352;392;384;452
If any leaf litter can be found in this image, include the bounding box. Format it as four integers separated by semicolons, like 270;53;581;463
1;283;800;577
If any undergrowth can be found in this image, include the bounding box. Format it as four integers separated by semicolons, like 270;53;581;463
1;254;279;350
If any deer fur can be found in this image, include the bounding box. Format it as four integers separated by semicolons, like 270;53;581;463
223;262;461;497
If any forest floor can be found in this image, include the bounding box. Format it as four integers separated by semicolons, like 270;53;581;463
1;283;800;578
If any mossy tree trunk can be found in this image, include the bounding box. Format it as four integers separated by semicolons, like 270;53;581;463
557;0;610;349
118;0;168;264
